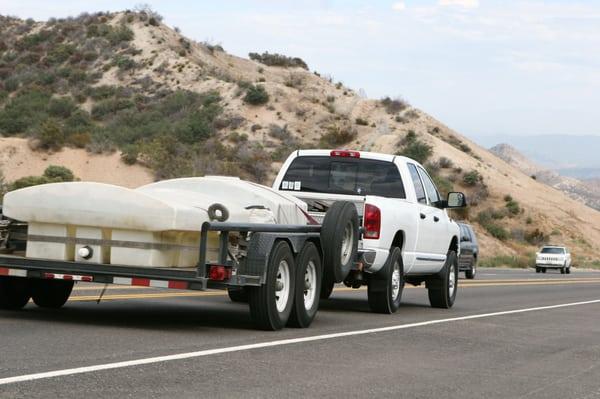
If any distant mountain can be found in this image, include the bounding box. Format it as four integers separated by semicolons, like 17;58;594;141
490;144;600;211
476;135;600;178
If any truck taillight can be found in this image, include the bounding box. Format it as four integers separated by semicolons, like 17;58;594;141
330;150;360;158
364;204;381;239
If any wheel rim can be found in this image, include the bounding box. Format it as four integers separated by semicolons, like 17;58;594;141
448;262;456;297
303;260;317;310
275;260;291;313
391;261;401;300
340;223;354;265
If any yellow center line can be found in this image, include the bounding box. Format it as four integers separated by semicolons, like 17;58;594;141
70;277;600;293
66;278;600;302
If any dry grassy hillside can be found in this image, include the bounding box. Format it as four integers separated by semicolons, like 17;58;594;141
0;10;598;267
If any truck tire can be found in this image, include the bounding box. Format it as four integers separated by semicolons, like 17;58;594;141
31;279;74;309
288;242;322;328
227;288;248;303
367;247;404;314
535;266;541;273
248;241;295;330
0;276;31;310
566;266;571;274
560;267;565;274
427;250;458;309
465;257;477;279
541;268;546;273
321;201;359;284
320;278;334;300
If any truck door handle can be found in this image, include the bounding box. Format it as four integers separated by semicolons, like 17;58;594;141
420;213;426;219
433;216;439;222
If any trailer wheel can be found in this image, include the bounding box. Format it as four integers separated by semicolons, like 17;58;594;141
227;287;248;303
321;201;359;283
426;250;458;309
0;276;31;310
248;241;295;330
320;278;335;300
367;247;404;314
31;279;74;309
288;242;322;328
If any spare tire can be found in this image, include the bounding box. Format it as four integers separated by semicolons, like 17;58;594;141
321;201;359;283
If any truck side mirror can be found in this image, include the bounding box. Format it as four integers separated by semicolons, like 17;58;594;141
446;192;467;208
461;235;469;242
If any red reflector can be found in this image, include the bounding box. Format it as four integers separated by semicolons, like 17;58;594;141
364;204;381;239
330;150;360;158
209;265;232;281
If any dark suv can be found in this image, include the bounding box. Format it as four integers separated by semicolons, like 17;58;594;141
458;222;478;279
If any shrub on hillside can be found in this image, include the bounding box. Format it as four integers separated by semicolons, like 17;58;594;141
505;199;520;215
380;96;408;114
355;117;369;126
120;144;139;165
0;88;52;134
38;118;65;150
525;228;547;245
10;165;75;190
114;55;137;70
248;52;308;70
463;170;482;186
48;97;77;118
477;209;509;240
319;124;357;147
243;85;269;105
91;97;135;119
438;156;453;168
396;137;432;164
44;165;75;181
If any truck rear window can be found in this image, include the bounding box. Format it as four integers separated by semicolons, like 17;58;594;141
280;156;406;198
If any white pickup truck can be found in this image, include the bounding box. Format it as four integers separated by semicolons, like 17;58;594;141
274;149;466;313
535;245;572;274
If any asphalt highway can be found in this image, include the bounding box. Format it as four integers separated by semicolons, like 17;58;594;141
1;267;600;398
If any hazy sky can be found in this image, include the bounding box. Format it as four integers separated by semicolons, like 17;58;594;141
3;0;600;140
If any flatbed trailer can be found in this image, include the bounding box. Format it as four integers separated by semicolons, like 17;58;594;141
0;204;361;330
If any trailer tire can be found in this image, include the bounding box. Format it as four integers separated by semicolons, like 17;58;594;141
227;287;248;303
288;242;322;328
320;277;335;300
427;250;458;309
0;276;31;310
31;279;74;309
367;247;404;314
248;241;295;330
321;201;359;283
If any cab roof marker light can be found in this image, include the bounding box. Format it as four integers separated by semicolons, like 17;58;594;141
330;150;360;158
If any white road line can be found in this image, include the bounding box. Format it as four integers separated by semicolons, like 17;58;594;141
1;298;599;385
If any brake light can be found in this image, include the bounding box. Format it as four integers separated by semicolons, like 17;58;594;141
330;150;360;158
209;265;232;281
364;204;381;239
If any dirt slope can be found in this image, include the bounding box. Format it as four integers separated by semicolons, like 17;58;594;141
0;137;153;188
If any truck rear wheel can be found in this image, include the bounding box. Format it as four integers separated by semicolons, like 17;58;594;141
368;247;404;314
427;250;458;309
227;287;248;303
248;241;295;330
0;276;31;310
288;242;322;328
31;279;74;309
321;201;359;284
